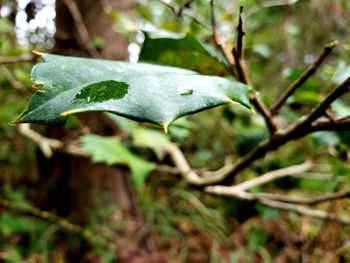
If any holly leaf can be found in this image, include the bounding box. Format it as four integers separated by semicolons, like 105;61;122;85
13;54;250;131
140;33;229;75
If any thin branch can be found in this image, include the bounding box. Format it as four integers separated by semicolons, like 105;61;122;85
244;0;299;19
155;164;181;175
0;198;115;248
291;172;348;183
158;0;206;26
270;41;337;115
230;160;313;192
0;65;26;92
204;161;312;196
177;0;195;16
259;199;350;226
236;6;244;59
166;144;230;185
62;0;100;58
250;92;278;134
220;76;350;182
309;116;350;132
255;190;350;205
0;54;37;65
324;108;336;122
167;139;312;188
286;76;350;134
232;76;350;184
231;9;277;135
19;123;62;158
19;123;85;158
205;178;350;226
232;47;248;84
0;198;81;232
210;0;236;76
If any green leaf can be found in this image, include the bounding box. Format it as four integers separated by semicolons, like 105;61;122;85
81;134;155;188
13;54;250;131
332;64;350;84
139;33;229;75
107;114;174;159
132;127;173;160
0;18;14;34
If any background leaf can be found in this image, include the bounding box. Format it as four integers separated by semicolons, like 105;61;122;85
139;33;229;75
132;127;173;160
81;134;155;188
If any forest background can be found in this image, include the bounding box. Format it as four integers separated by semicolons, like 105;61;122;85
1;0;350;262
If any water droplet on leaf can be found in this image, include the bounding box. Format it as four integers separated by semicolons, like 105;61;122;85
177;85;193;96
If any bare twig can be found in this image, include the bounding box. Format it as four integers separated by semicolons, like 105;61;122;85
158;0;206;26
204;162;350;226
324;108;336;122
177;0;195;16
232;47;248;84
155;164;181;175
286;76;350;134
236;6;244;59
226;76;350;183
250;92;278;134
309;116;350;132
0;198;81;232
167;144;229;185
229;160;313;192
18;123;85;158
204;161;312;196
270;41;337;115
0;65;26;92
231;8;277;135
259;199;350;226
0;198;115;248
0;54;37;65
62;0;100;58
210;0;236;76
291;172;348;183
255;190;350;205
244;0;299;19
167;139;313;188
205;173;350;226
19;124;62;158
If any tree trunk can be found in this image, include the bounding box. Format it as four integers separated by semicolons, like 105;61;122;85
43;0;136;216
39;0;165;262
36;0;161;261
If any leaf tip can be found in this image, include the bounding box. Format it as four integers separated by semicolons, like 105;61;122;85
162;122;170;134
60;109;83;117
32;81;47;90
9;118;21;125
32;50;45;56
227;99;238;105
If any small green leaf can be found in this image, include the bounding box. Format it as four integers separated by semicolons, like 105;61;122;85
132;127;173;160
140;33;229;75
13;54;250;128
81;134;155;188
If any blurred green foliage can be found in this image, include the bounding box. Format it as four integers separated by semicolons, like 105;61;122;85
1;0;350;262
